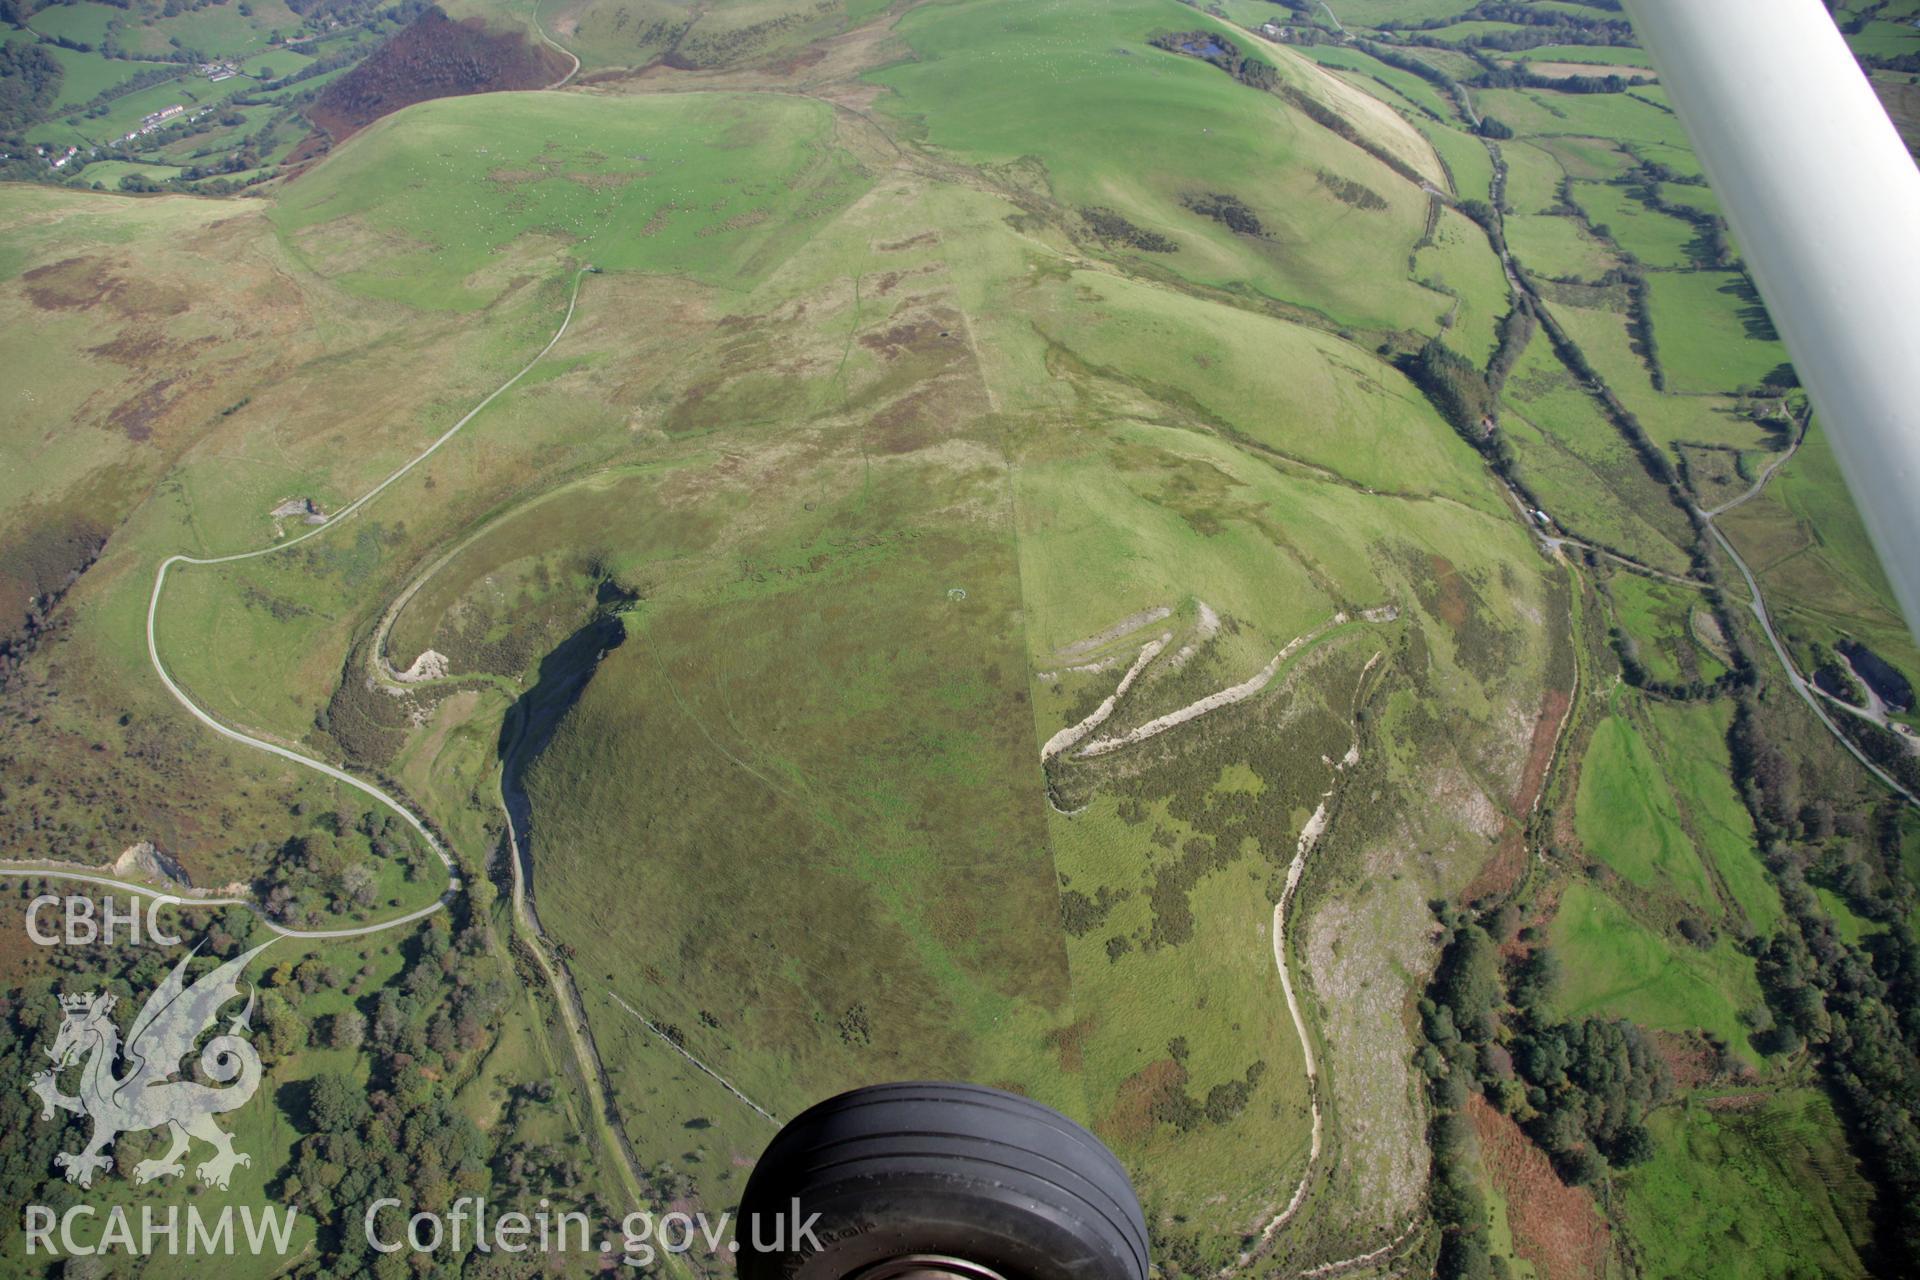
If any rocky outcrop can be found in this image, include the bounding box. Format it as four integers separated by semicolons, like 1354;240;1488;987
111;840;192;888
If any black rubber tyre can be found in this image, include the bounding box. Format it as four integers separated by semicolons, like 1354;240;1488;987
736;1081;1149;1280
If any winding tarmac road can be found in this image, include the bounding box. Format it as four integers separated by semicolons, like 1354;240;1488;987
141;261;591;909
2;268;666;1191
1698;505;1917;806
1465;113;1915;808
0;867;447;941
6;273;642;1228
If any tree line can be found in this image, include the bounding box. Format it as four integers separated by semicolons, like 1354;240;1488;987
1418;902;1669;1279
1728;693;1920;1269
1470;65;1650;95
0;40;60;136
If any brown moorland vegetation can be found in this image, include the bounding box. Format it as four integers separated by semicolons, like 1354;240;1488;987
308;7;571;140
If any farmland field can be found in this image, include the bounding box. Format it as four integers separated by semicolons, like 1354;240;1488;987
1576;713;1717;910
1548;880;1764;1057
1574;180;1697;268
44;47;177;109
1644;700;1781;937
1419;205;1511;363
1606;572;1728;688
1644;270;1793;394
1506;210;1620;281
1619;1092;1874;1280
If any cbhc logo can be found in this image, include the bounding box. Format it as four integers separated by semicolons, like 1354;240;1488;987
25;896;183;947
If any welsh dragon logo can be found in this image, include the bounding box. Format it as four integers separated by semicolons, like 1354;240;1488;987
30;941;273;1190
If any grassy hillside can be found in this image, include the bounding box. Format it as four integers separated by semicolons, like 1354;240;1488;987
533;0;892;72
5;1;1917;1277
870;0;1446;333
272;91;866;310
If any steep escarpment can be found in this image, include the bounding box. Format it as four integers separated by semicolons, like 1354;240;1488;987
307;7;570;140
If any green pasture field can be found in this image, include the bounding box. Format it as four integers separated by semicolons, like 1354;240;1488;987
1643;271;1791;394
119;0;304;59
1404;46;1482;81
1624;388;1763;455
1497;140;1567;216
1476;87;1693;155
1499;339;1693;572
1720;423;1920;684
1507;211;1619;281
1548;880;1765;1059
1618;1092;1873;1279
46;45;177;109
1620;393;1766;458
1575;713;1717;911
1500;411;1685;569
869;0;1446;333
1012;433;1333;659
1520;60;1653;83
1205;0;1283;27
251;60;356;103
272;91;868;310
1846;18;1920;58
1313;0;1476;24
1426;19;1531;42
25;0;123;45
1418;204;1510;364
1421;118;1495;203
1642;699;1782;937
1533;134;1633;182
73;159;184;187
1514;44;1654;69
1505;1;1599;22
1316;63;1442;127
1656;181;1725;220
1573;180;1697;268
240;47;315;79
149;102;282;165
1634;141;1706;181
1540;294;1768;453
1606;572;1728;687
